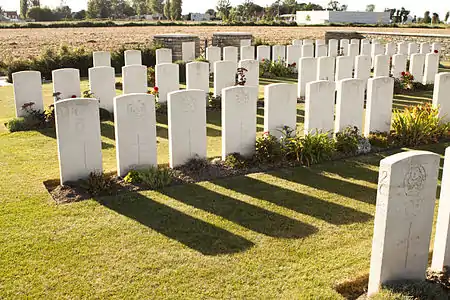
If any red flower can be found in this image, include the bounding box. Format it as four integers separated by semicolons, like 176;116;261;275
154;86;159;92
434;50;439;54
71;95;77;98
401;71;406;76
262;58;265;62
263;131;270;136
292;62;297;66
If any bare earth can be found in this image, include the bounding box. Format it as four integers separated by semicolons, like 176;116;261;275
2;26;450;61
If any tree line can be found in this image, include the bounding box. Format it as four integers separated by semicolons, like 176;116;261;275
13;0;450;24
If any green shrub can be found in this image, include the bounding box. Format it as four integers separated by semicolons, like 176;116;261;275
80;172;115;196
208;93;221;109
224;153;250;169
392;103;450;146
182;156;210;172
155;102;167;115
372;280;448;300
147;67;155;87
260;59;295;78
124;167;172;189
4;117;30;132
335;127;361;155
4;102;55;132
99;108;114;122
255;132;283;163
283;132;336;166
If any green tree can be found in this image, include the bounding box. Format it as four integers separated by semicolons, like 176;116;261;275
206;8;216;18
327;1;346;11
87;0;112;18
170;0;182;20
132;0;149;15
431;12;439;24
150;0;164;15
73;10;87;20
445;11;449;22
164;0;171;19
54;5;72;19
216;0;232;21
20;0;28;18
366;4;375;12
27;6;57;21
423;11;431;23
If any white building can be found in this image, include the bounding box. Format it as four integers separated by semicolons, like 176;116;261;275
190;13;211;22
296;11;390;25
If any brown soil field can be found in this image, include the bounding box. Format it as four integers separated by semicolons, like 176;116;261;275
1;26;450;61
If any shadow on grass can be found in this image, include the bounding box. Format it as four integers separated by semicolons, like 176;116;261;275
297;108;304;123
37;127;56;139
214;173;372;225
101;122;115;140
162;183;318;239
96;192;255;256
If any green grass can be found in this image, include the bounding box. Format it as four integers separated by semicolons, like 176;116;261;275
0;78;448;298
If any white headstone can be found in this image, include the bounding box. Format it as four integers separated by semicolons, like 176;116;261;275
124;50;142;66
214;61;237;97
364;77;394;136
240;39;251;47
156;48;172;65
264;83;297;138
182;42;196;62
155;63;179;103
423;53;439;84
392;54;407;78
328;39;339;57
431;147;450;272
304;80;335;135
317;56;335;81
240;46;255;60
122;65;147;95
298;57;317;98
89;66;116;112
351;39;360;45
55;98;103;184
316;39;325;46
408;42;419;56
397;42;408;55
12;71;43;117
371;43;384;67
223;46;238;63
373;55;390;78
432;73;450;123
409;53;425;83
52;68;81;101
239;59;259;87
292;39;303;46
432;43;441;53
335;56;353;82
186;61;210;95
340;39;349;56
361;39;370;45
206;46;221;73
302;44;314;58
348;43;359;58
334;78;365;133
385;43;396;57
354;55;371;85
114;93;157;177
316;44;328;57
222;86;258;159
372;39;381;44
286;45;301;71
420;42;430;54
93;51;111;67
360;42;371;57
257;45;271;61
168;90;207;168
367;151;440;296
303;39;313;45
272;45;286;62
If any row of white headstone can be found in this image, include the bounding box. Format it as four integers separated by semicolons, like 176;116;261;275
50;72;450;185
367;146;450;296
297;52;440;97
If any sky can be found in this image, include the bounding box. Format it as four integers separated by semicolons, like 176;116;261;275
0;0;448;17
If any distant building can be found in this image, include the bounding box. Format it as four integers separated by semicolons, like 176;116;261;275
2;11;20;22
296;11;390;25
280;14;296;22
190;13;211;22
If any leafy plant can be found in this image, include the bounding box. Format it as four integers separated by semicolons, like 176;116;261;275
80;171;115;196
392;103;450;146
5;102;55;132
283;132;336;166
147;67;155;86
254;132;282;163
259;58;295;78
208;93;221;109
123;170;142;184
182;156;210;173
224;153;249;169
368;132;393;149
124;167;172;189
83;90;94;98
335;127;361;155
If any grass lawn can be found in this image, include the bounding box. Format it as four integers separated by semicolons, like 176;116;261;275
0;76;448;298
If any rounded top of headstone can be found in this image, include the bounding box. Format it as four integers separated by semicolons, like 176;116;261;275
213;32;252;36
154;33;199;38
